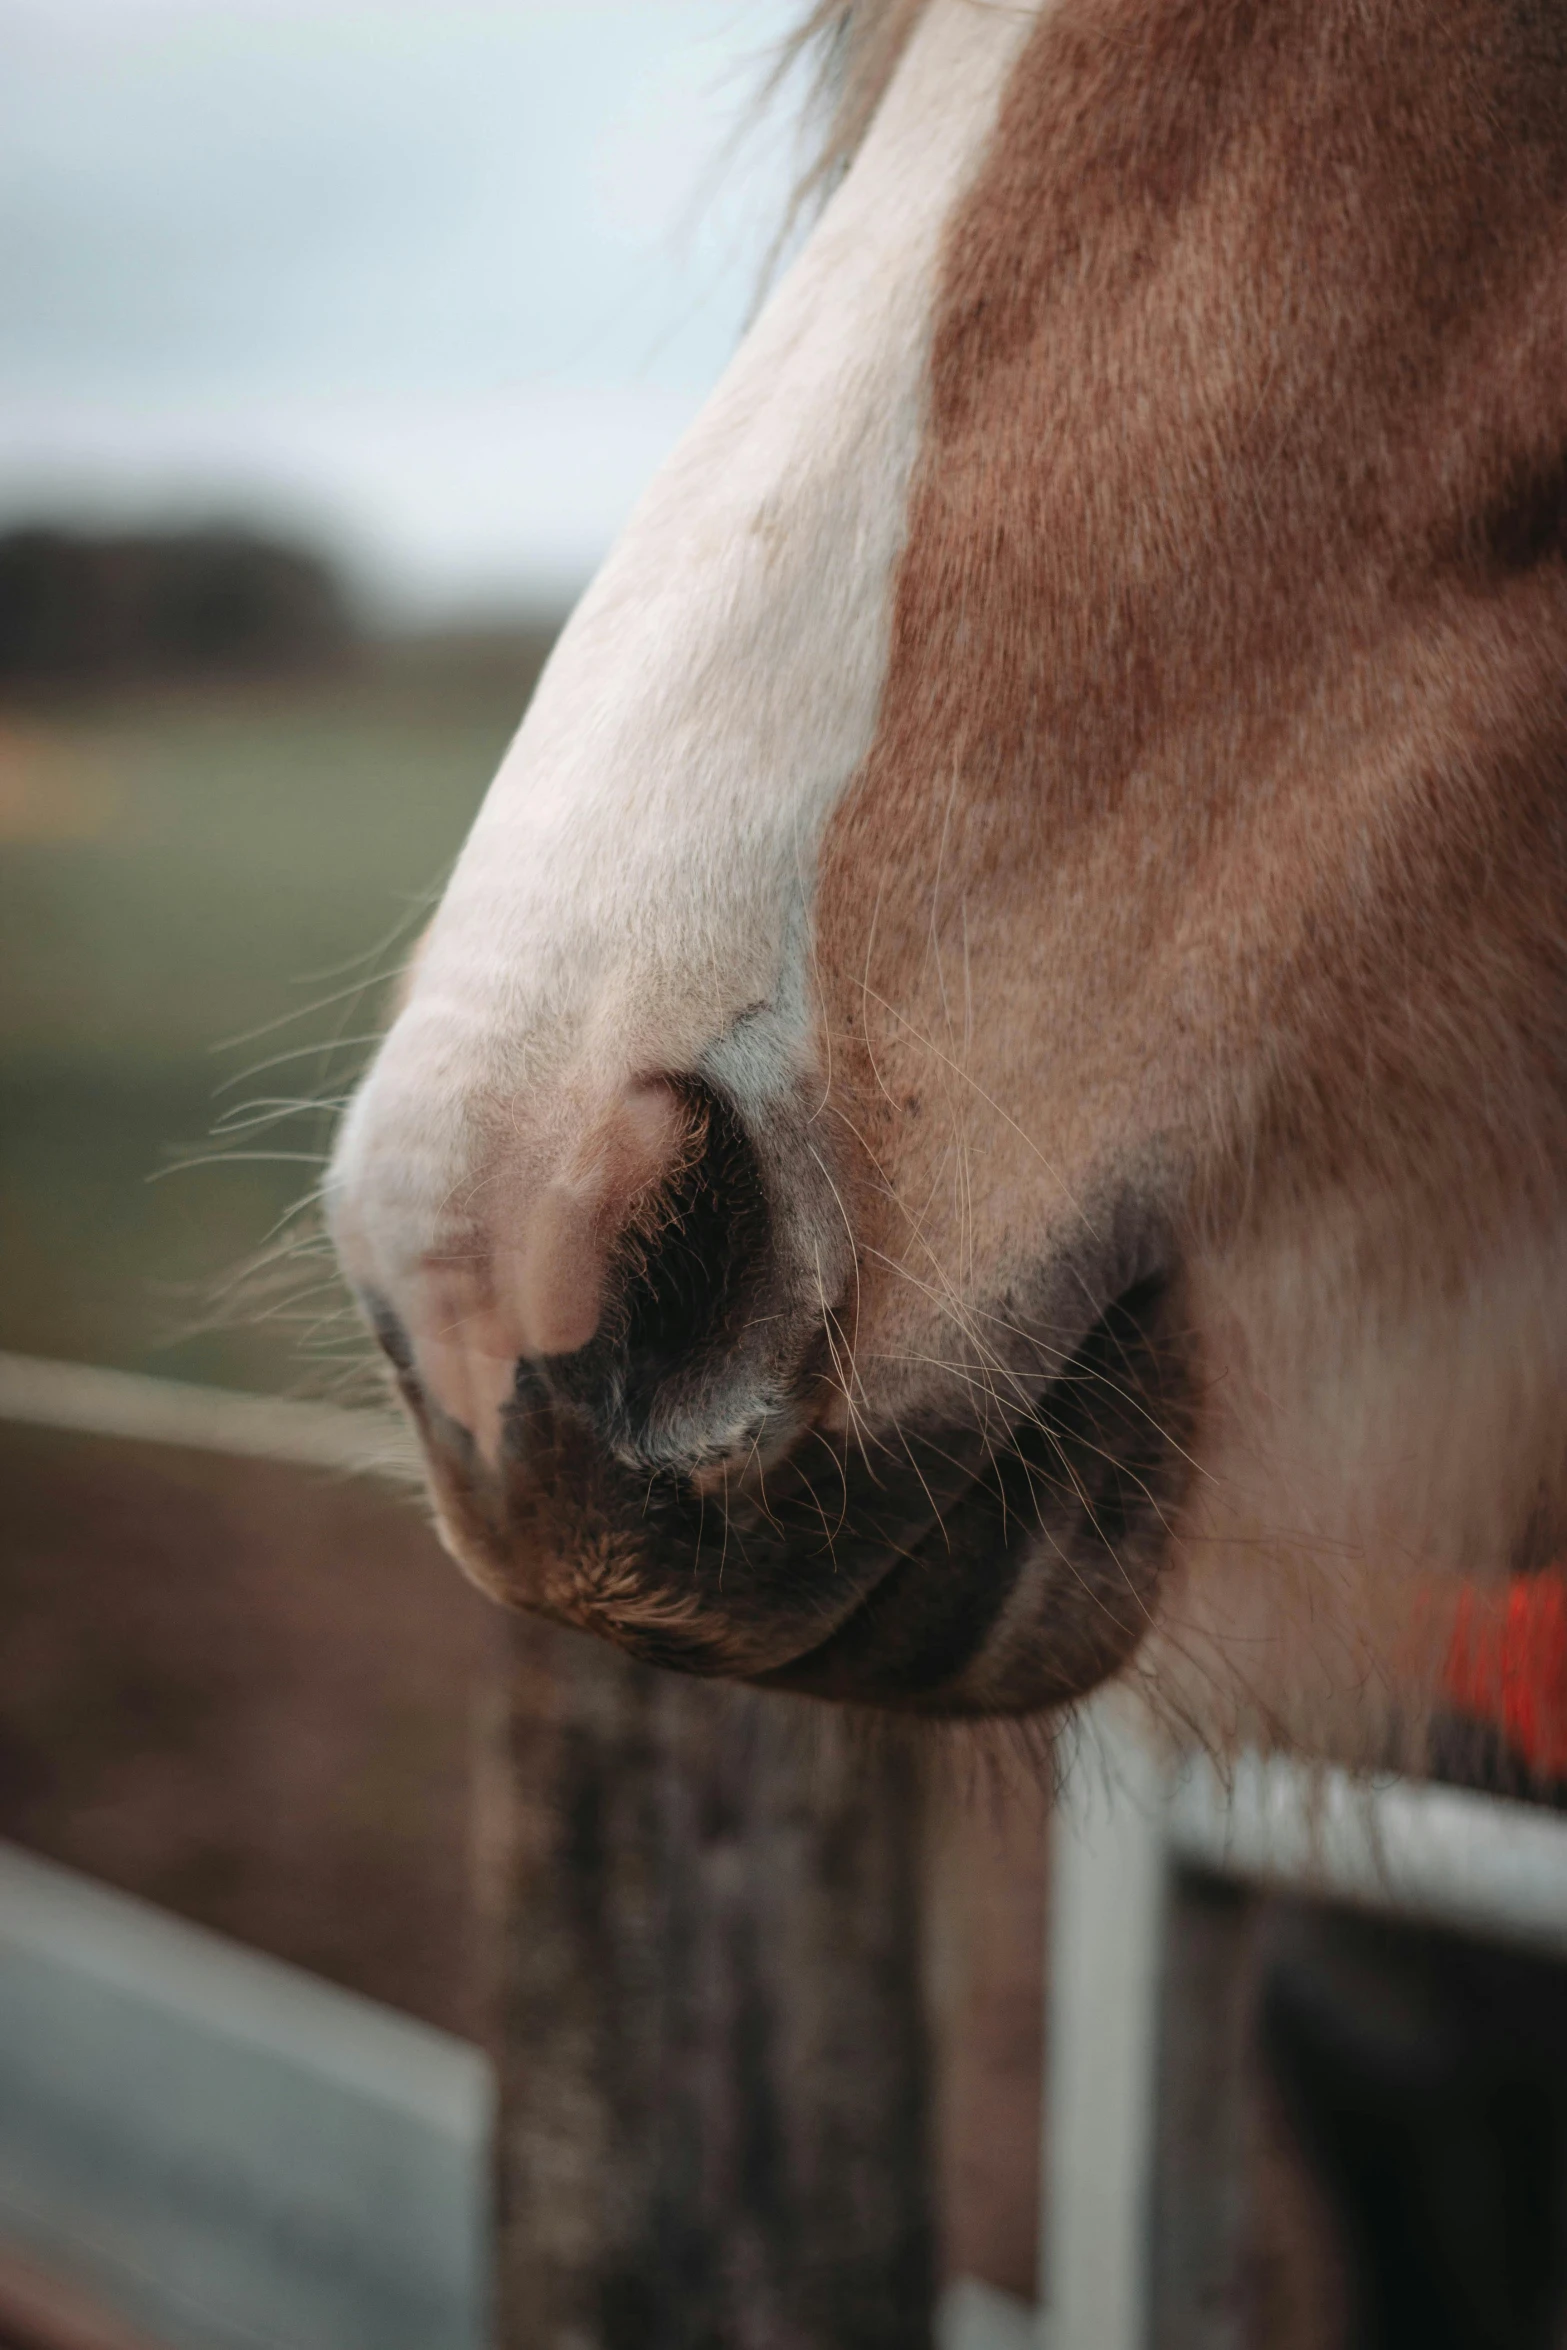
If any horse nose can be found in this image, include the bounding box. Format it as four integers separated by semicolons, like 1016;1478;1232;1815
383;1076;788;1471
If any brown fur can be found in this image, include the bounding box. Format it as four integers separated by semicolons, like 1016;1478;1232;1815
338;0;1567;1769
807;0;1567;1757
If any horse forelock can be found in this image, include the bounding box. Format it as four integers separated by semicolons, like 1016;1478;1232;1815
776;0;933;225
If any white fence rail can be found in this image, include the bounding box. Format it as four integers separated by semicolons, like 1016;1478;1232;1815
1040;1708;1567;2350
0;1351;415;1482
0;1841;492;2350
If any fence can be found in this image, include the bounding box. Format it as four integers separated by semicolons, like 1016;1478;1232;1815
0;1355;948;2349
3;1350;1566;2349
0;1839;491;2350
1044;1714;1567;2349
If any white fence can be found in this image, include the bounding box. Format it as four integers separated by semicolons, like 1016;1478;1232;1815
0;1841;492;2350
1040;1715;1567;2350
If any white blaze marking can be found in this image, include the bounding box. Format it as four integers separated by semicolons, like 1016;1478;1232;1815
331;0;1046;1315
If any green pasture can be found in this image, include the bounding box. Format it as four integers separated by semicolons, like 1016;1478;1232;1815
0;631;555;1392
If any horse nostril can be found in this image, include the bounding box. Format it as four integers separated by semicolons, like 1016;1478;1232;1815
624;1082;772;1390
543;1077;777;1454
504;1075;693;1362
361;1071;829;1477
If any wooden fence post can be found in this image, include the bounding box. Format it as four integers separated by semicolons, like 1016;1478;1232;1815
484;1617;937;2350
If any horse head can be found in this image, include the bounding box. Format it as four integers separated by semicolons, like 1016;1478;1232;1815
329;0;1567;1761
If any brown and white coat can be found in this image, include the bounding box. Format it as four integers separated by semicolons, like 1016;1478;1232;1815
331;0;1567;1773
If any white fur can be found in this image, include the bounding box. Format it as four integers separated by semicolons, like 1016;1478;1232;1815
330;0;1046;1318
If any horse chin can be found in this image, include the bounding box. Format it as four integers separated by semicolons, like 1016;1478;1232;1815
402;1266;1195;1719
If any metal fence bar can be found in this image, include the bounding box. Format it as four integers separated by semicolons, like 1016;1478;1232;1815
0;1840;492;2350
0;1350;415;1481
1168;1748;1567;1954
1038;1721;1169;2350
937;2276;1039;2350
1041;1708;1567;2350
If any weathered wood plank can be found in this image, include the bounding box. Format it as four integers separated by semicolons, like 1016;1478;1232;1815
487;1618;937;2350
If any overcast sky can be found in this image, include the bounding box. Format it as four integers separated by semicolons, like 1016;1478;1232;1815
0;1;801;618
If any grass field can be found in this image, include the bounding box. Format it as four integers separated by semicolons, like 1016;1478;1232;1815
0;629;557;1392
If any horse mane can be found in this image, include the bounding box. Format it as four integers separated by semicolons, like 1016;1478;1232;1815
774;0;931;227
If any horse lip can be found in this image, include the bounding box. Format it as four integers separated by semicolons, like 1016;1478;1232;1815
399;1364;933;1678
741;1400;1039;1698
395;1226;1188;1703
750;1266;1191;1710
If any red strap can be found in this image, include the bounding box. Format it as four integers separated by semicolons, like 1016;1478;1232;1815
1442;1572;1567;1778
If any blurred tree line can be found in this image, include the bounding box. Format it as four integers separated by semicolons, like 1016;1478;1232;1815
0;525;354;689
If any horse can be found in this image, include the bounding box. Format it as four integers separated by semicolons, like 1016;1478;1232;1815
327;0;1567;1782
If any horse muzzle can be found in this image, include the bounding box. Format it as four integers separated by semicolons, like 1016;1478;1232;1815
351;1072;1195;1714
